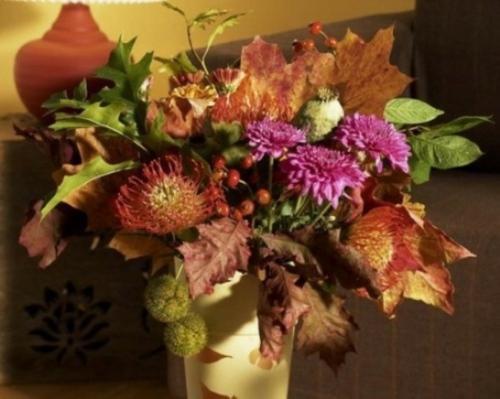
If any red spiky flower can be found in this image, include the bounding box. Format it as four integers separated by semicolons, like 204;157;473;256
115;155;223;235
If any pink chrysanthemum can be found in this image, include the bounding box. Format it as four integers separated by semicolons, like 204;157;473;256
280;145;365;208
244;118;306;161
335;113;411;173
115;155;222;235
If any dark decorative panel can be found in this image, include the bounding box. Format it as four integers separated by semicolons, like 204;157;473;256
0;133;166;384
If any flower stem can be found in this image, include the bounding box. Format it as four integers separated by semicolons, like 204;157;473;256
266;156;274;232
175;261;184;281
311;203;332;227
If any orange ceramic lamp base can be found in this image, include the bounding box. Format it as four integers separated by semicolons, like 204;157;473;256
14;4;116;120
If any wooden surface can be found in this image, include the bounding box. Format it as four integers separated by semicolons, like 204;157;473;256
0;380;173;399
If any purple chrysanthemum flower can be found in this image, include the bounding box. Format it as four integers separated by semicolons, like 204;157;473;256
335;113;411;173
244;118;307;161
280;145;365;208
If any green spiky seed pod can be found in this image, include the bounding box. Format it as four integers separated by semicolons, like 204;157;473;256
164;312;208;357
144;274;190;323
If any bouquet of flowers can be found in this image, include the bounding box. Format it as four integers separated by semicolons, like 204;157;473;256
17;2;488;374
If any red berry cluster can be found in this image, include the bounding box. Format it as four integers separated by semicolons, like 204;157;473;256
292;21;338;56
210;154;272;221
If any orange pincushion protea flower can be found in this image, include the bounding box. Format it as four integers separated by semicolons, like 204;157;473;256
115;155;223;235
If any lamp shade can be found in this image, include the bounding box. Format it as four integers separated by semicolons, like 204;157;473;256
9;0;162;121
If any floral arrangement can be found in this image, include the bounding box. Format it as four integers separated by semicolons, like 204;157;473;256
17;2;488;373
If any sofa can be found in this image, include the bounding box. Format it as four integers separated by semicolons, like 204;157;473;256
165;0;500;398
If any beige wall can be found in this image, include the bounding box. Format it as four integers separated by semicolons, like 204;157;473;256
0;0;414;114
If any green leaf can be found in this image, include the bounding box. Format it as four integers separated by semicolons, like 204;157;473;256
42;80;90;112
204;13;247;59
141;111;181;153
409;135;483;170
189;9;229;30
155;52;198;76
51;102;148;153
408;156;432;184
423;116;492;137
52;102;127;132
41;157;140;219
384;98;444;125
94;37;153;107
162;1;186;18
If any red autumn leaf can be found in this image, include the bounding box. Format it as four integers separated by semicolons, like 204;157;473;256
241;38;334;114
178;217;252;298
212;37;339;125
288;227;382;298
295;283;358;375
18;200;87;268
345;204;475;316
257;261;310;361
13;123;80;168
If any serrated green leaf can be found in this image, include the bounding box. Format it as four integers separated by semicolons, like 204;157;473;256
74;79;89;102
162;1;186;18
423;116;492;138
141;111;180;153
94;38;153;107
52;102;129;134
408;156;432;184
190;9;229;30
204;13;247;59
42;80;90;112
41;157;140;219
156;52;198;76
51;102;148;153
384;98;444;124
409;135;483;170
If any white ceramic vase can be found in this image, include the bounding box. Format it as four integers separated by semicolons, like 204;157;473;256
184;272;294;399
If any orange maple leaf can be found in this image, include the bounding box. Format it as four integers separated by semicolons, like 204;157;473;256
329;27;413;117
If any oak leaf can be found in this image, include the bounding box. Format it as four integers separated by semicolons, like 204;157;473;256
178;218;252;298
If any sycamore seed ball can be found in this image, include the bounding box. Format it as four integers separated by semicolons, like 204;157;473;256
144;274;190;323
164;312;208;357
